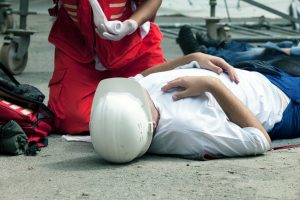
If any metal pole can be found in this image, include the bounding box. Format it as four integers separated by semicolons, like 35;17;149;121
241;0;300;25
224;0;231;22
234;36;300;42
210;0;217;17
19;0;28;29
230;24;270;36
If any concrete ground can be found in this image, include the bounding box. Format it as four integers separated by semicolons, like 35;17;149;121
0;1;300;200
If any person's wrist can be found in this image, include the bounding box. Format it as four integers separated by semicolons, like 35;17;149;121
126;19;138;35
189;52;203;62
206;77;220;93
186;53;204;68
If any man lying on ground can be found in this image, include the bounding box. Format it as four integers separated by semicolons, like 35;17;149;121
90;52;300;163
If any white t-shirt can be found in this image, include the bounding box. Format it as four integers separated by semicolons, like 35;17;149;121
135;64;289;160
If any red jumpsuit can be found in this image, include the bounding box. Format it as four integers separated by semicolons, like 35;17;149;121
48;0;165;134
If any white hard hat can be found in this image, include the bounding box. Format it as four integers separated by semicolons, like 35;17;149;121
90;78;153;163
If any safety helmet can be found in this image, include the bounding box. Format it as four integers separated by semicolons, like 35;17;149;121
90;78;153;163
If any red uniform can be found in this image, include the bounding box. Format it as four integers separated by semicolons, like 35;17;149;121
48;0;165;134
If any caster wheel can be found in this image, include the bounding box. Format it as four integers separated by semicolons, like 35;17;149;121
0;13;13;34
0;43;28;75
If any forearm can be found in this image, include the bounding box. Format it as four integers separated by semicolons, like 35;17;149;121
207;78;271;144
141;53;198;76
129;0;162;26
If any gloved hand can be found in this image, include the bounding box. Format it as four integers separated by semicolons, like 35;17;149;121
89;0;138;41
89;0;123;38
101;19;138;41
95;20;124;39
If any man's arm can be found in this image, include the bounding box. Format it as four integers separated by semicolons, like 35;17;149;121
141;53;239;83
130;0;162;26
94;0;162;41
161;76;271;144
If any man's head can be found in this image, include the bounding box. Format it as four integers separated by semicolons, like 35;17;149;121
90;78;156;163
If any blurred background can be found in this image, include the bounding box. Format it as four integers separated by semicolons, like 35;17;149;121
0;0;299;76
0;2;300;199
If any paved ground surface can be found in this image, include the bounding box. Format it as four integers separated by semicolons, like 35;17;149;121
0;1;300;200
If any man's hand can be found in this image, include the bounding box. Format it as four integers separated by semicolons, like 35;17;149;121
161;75;271;144
95;20;123;39
161;76;213;101
192;53;239;84
101;19;138;41
89;0;137;41
141;52;239;84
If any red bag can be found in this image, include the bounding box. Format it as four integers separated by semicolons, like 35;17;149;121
0;63;54;147
0;98;53;146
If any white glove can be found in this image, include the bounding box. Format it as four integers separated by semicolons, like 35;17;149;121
102;19;138;41
95;21;124;39
89;0;123;37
